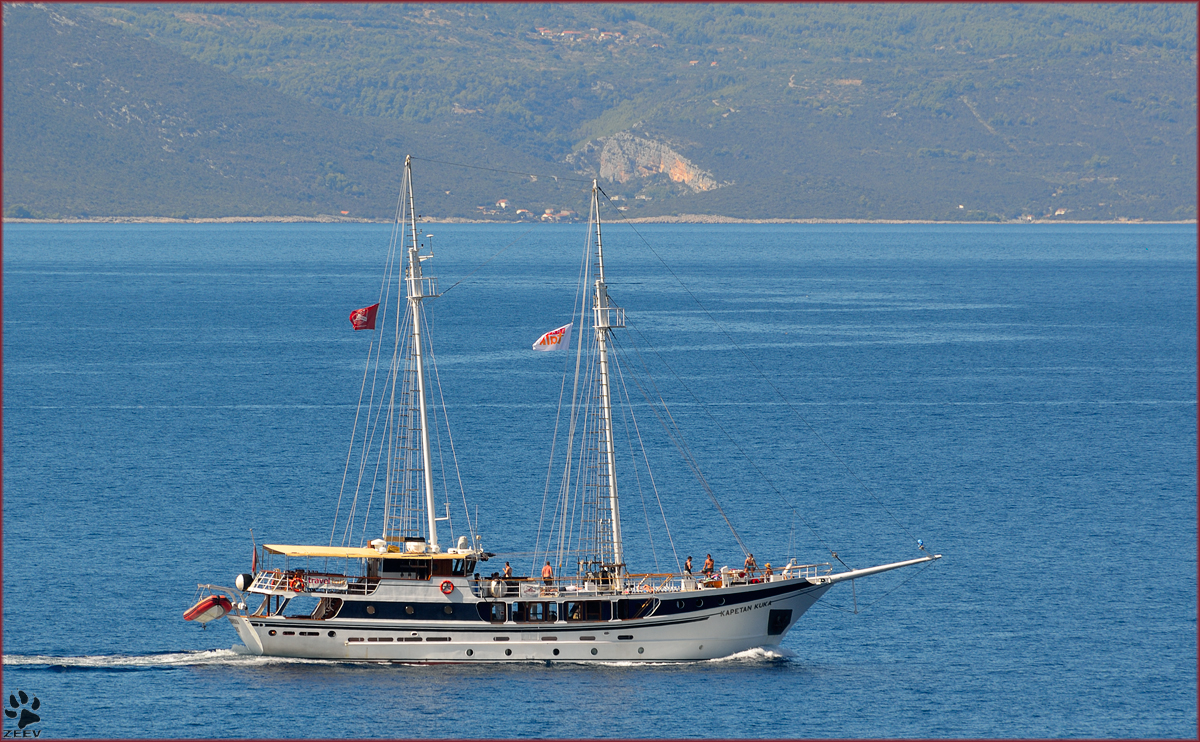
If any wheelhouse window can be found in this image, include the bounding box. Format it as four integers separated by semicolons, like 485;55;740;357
511;601;558;623
382;558;430;580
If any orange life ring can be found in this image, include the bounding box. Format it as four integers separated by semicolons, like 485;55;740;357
289;576;305;592
440;580;454;594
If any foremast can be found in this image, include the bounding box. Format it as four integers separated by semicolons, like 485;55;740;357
383;155;440;552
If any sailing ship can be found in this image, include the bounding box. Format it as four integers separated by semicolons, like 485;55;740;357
185;156;940;662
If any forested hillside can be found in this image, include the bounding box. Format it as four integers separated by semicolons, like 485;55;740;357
4;3;1195;220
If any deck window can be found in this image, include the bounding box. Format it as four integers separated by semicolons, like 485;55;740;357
563;600;604;622
511;601;558;623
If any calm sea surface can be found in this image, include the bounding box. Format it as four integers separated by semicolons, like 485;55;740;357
3;222;1196;738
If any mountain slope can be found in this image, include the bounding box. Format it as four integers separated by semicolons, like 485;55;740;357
2;4;587;219
4;3;1196;220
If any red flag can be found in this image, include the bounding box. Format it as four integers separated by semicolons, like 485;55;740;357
349;303;379;331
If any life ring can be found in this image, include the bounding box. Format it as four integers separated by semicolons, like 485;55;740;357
440;580;454;594
289;576;305;592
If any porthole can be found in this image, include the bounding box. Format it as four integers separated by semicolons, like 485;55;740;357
366;605;376;615
405;606;414;615
443;605;453;615
268;630;277;636
466;649;474;657
552;648;560;656
591;648;598;655
676;600;685;609
504;648;512;656
328;631;336;638
638;647;645;654
695;598;704;608
717;597;725;606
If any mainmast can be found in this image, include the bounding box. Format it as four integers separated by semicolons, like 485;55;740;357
590;181;625;576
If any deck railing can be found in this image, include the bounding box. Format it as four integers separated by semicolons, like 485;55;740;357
247;569;377;596
242;561;833;599
468;563;833;599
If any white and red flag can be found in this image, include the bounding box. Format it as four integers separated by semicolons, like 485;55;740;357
349;303;379;331
532;323;572;351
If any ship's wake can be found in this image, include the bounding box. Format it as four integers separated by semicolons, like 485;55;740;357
707;645;797;663
2;648;332;670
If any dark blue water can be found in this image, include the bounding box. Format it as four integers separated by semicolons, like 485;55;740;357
3;222;1195;738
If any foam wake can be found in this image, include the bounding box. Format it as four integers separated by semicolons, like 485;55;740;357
2;648;331;669
706;645;797;662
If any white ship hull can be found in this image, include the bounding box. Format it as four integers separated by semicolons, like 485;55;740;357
227;577;832;663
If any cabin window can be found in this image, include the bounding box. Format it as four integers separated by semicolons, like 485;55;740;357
563;600;603;622
511;601;558;623
477;603;506;623
616;598;657;620
432;560;453;577
451;559;468;576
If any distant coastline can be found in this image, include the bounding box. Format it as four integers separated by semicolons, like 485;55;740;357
5;215;1193;226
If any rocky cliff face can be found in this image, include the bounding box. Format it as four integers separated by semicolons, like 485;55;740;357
569;132;724;194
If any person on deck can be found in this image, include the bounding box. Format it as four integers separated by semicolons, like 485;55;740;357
503;562;512;579
541;561;554;586
702;554;714;577
764;562;773;579
684;556;693;575
744;553;757;576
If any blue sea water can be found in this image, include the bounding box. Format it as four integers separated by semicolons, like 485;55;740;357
2;222;1195;739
